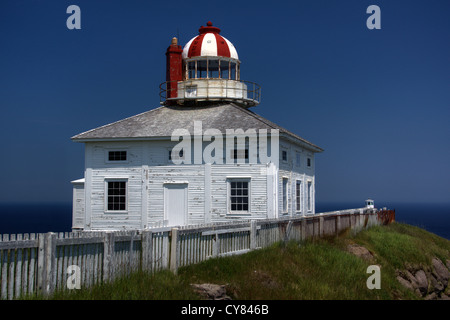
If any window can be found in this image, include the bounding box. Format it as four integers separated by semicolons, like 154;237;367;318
230;62;236;80
220;60;229;79
197;60;207;78
208;59;219;78
185;85;197;97
107;181;127;211
108;151;127;162
282;178;288;213
307;181;312;212
307;157;312;167
231;148;249;161
229;180;249;213
187;61;196;79
169;149;184;161
296;152;301;167
296;180;302;212
282;150;288;162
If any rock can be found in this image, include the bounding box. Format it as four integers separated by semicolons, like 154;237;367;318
396;257;450;299
191;283;232;300
424;292;437;300
404;270;420;289
414;270;429;295
347;244;374;262
440;293;450;300
432;258;449;286
397;275;414;291
429;274;444;293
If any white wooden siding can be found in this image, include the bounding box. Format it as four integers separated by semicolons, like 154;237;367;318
75;137;317;230
209;164;268;222
278;138;316;216
71;181;85;229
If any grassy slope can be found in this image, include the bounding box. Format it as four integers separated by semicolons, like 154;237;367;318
46;223;450;300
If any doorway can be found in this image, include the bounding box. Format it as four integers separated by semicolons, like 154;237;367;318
164;183;188;226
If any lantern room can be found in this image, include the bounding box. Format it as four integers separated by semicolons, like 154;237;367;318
160;21;261;107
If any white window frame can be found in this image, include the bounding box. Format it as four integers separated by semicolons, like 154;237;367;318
307;180;312;213
295;151;301;167
230;148;249;161
281;149;288;163
104;178;128;213
185;85;197;97
295;180;302;213
227;177;251;215
282;177;289;214
105;149;129;164
167;147;186;164
307;157;312;168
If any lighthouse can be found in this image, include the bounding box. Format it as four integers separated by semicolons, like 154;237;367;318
71;21;323;230
161;21;261;107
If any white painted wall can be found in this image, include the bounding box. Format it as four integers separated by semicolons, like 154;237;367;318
278;139;316;217
71;179;85;229
73;136;317;230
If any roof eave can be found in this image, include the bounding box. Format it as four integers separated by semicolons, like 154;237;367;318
279;133;324;153
72;134;324;153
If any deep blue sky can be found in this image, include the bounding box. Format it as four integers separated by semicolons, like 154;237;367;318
0;0;449;207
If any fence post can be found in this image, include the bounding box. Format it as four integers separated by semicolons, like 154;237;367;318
128;230;136;272
37;232;56;297
250;220;257;250
212;232;219;258
300;219;306;241
283;221;292;244
141;230;153;273
170;228;179;274
319;216;324;237
37;234;45;294
350;212;354;229
103;232;115;283
335;215;341;236
46;232;56;296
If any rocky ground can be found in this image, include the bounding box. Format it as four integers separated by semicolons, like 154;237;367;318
190;283;232;300
191;243;450;300
396;257;450;300
346;242;450;300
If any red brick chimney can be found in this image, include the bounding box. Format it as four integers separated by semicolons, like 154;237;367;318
165;37;183;103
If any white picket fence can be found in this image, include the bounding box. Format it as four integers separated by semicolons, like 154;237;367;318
0;208;381;299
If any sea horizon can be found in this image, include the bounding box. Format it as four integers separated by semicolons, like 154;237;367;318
0;202;448;240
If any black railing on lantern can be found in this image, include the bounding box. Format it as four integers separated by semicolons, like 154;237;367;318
159;80;261;107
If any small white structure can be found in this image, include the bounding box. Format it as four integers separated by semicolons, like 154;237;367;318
71;22;323;231
365;199;375;209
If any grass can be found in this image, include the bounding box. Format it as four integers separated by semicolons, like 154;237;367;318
28;223;450;300
353;223;450;269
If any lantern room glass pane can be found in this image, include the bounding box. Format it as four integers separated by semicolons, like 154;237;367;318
208;59;219;78
230;62;236;80
220;60;229;79
188;61;196;79
197;60;207;78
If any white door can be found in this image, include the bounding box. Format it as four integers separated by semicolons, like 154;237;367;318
164;183;188;226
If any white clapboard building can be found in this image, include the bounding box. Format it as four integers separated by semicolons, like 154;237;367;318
71;22;323;231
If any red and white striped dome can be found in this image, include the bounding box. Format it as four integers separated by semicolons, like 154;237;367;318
182;21;239;60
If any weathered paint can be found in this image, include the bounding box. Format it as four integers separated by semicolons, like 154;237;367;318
72;137;317;231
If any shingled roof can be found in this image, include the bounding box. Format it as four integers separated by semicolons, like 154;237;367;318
71;103;323;152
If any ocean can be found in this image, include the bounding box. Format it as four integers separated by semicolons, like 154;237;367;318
0;202;449;240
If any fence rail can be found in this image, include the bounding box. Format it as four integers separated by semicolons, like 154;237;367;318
0;208;386;299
